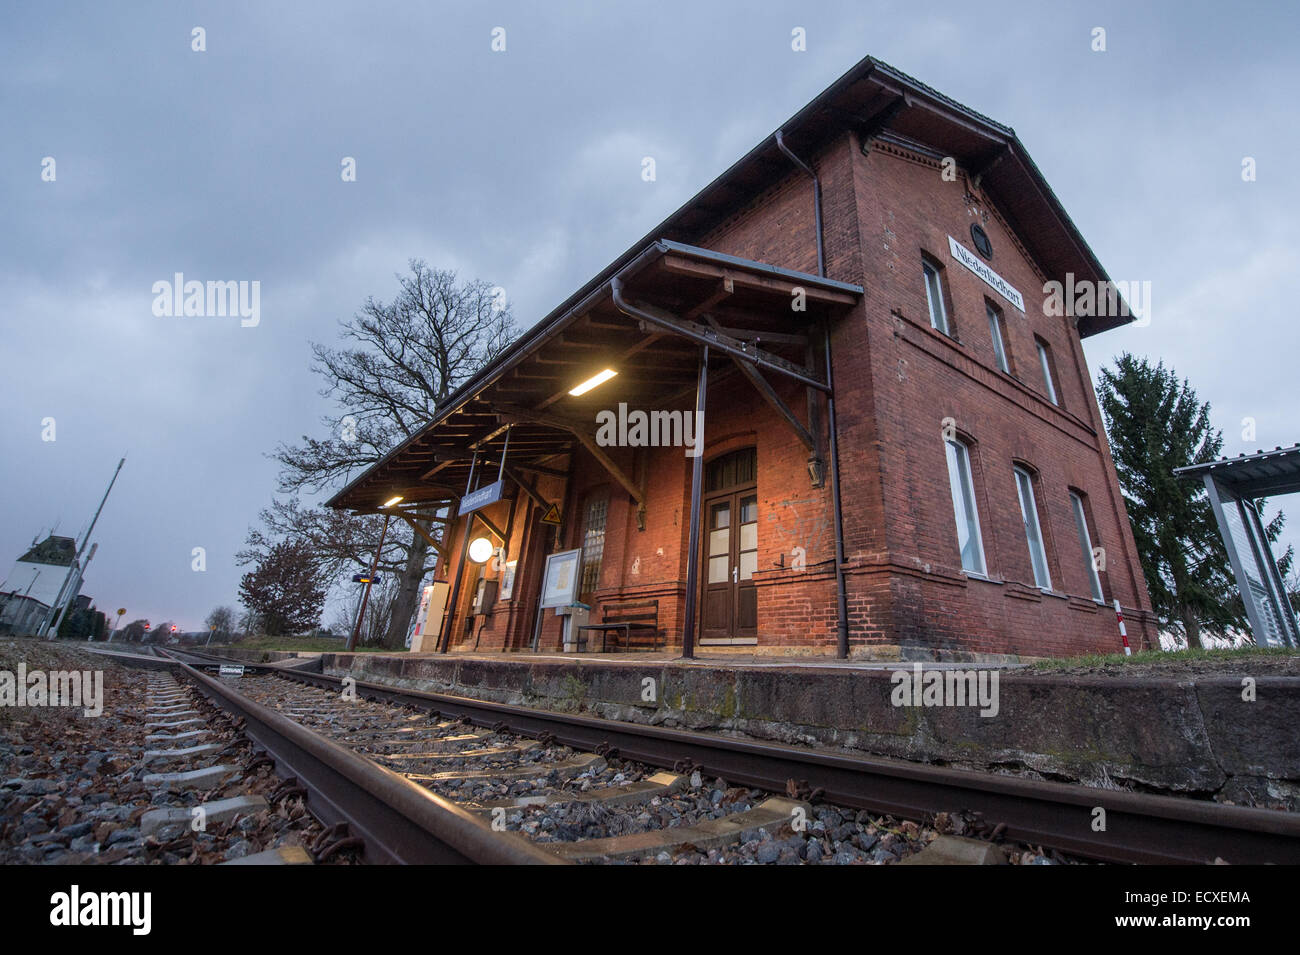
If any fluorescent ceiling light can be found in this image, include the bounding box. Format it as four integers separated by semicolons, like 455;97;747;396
382;495;403;507
569;368;617;396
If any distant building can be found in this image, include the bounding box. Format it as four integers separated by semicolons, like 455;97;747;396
0;535;76;635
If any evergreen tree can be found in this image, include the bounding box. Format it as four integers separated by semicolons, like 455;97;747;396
238;540;327;636
1098;354;1291;647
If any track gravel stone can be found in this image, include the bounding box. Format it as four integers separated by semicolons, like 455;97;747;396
227;671;1074;865
0;638;358;864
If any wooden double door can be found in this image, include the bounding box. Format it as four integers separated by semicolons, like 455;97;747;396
701;485;759;642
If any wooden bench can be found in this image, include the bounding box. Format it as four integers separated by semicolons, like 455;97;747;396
577;600;662;653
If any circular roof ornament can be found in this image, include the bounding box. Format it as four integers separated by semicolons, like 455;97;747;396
970;223;993;259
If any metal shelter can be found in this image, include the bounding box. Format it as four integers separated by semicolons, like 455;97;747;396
1175;444;1300;647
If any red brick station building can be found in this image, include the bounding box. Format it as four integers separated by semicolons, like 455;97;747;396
329;56;1158;661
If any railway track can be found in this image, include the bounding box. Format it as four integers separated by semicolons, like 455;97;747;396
2;642;344;865
153;647;1300;866
135;668;332;865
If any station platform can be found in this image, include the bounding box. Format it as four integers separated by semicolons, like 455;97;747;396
407;649;1027;670
196;643;1300;809
289;646;1296;809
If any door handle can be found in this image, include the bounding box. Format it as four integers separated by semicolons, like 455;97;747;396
732;566;738;583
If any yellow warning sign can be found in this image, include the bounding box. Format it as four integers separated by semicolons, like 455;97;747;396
540;503;561;525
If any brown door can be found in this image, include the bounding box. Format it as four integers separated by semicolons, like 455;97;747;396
701;489;758;642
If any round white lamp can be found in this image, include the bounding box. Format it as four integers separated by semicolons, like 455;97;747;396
468;536;494;563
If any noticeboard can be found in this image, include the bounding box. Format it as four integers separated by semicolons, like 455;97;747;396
539;549;581;609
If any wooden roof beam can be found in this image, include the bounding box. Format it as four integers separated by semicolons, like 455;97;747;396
495;404;644;507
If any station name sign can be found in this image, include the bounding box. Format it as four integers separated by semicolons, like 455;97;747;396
459;479;504;516
947;236;1025;312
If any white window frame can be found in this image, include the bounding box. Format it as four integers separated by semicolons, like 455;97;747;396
1015;466;1052;591
987;302;1009;373
1071;491;1105;602
945;438;986;576
1036;339;1058;405
923;260;950;336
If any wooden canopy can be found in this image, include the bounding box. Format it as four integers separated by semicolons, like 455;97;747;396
326;240;862;516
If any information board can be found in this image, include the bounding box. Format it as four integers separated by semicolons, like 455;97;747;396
539;549;581;609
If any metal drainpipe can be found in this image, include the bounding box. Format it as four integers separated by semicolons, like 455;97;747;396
681;346;709;659
775;130;824;277
775;129;849;659
822;324;850;659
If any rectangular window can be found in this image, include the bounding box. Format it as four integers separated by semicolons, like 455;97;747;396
945;438;986;575
987;302;1009;373
1015;467;1052;590
1036;338;1058;405
1070;491;1105;602
923;259;951;336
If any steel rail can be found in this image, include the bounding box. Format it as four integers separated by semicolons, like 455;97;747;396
244;662;1300;866
159;653;565;865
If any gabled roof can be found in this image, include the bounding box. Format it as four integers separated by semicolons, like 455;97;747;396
535;53;1127;339
326;52;1128;511
18;535;76;566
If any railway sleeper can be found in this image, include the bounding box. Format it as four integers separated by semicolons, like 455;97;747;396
473;771;687;811
547;797;810;862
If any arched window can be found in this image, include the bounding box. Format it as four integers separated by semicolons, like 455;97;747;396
1070;490;1105;602
922;256;954;336
944;437;986;575
1014;465;1052;590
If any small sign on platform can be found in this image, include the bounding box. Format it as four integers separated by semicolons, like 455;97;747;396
218;664;245;678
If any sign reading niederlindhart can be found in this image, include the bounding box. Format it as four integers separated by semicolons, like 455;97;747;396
458;479;504;516
947;235;1025;312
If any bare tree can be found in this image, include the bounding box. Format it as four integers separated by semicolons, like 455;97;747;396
204;605;237;642
252;261;515;647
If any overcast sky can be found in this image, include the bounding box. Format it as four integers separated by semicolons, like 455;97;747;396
2;1;1297;631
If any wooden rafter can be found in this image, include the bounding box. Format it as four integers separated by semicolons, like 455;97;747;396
494;404;644;506
705;316;815;452
395;514;448;560
629;299;827;390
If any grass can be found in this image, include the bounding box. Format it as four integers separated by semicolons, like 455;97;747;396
1031;645;1298;670
204;634;403;653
